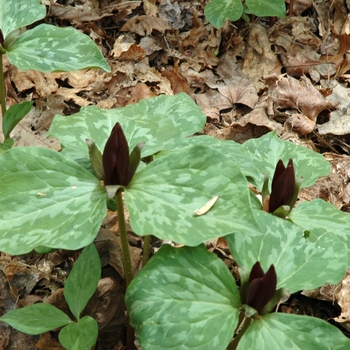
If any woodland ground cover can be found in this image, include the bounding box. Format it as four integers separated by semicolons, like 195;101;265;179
1;1;350;349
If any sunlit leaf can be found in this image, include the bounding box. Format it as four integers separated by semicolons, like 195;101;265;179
6;24;110;72
0;0;46;39
291;199;350;264
204;0;243;28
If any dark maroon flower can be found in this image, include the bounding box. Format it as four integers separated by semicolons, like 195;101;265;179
269;159;295;213
102;123;131;187
0;29;4;48
246;262;277;315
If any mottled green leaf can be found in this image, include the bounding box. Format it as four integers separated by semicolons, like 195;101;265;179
246;0;286;18
157;135;262;185
238;313;350;349
227;210;347;293
204;0;243;28
242;131;330;189
64;244;101;319
48;93;206;164
0;147;106;254
126;245;240;350
125;145;259;245
6;24;110;72
291;199;350;264
0;0;46;39
0;303;71;335
2;101;33;138
59;316;98;350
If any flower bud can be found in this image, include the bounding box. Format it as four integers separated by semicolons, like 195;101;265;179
246;262;277;315
103;122;130;186
269;159;295;214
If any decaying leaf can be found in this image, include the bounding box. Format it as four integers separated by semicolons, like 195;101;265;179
194;196;219;216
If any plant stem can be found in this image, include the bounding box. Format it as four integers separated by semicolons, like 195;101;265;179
115;191;135;350
142;235;151;266
0;54;7;117
227;312;253;350
115;191;133;287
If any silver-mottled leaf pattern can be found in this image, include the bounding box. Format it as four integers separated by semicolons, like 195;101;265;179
238;313;350;350
242;131;330;189
156;135;262;184
6;24;110;72
0;147;107;254
48;93;206;163
125;145;260;245
291;199;350;264
227;210;347;293
0;0;46;39
126;245;241;350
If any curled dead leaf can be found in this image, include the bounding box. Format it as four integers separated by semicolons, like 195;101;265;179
194;196;219;216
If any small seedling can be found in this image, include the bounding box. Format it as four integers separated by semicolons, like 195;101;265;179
0;243;101;350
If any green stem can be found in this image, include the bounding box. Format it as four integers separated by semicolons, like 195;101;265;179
227;312;253;350
115;191;135;350
142;235;151;267
115;191;133;287
0;54;7;118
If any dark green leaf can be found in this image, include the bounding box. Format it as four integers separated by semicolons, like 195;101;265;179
245;0;286;18
59;316;98;350
204;0;243;28
64;243;101;320
2;101;33;138
0;303;71;334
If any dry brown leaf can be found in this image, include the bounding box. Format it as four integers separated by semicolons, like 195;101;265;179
161;69;189;94
242;24;277;88
286;113;316;135
265;74;333;120
120;15;170;36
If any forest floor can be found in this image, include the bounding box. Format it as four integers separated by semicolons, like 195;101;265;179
2;0;350;349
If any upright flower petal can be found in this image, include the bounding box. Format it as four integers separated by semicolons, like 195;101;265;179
245;262;277;315
269;159;295;213
103;123;130;186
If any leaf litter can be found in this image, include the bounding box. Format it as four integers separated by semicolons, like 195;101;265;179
3;0;350;348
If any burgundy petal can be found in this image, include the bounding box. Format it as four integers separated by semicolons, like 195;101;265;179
269;159;295;213
245;263;277;315
103;123;130;186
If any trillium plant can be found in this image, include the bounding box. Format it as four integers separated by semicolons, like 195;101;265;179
0;0;110;152
1;91;350;349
